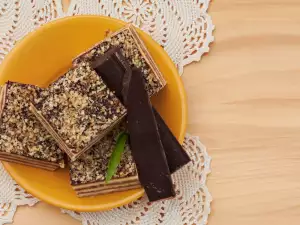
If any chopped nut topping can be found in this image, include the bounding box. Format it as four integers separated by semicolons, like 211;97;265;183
69;124;137;185
74;26;165;96
33;63;126;158
0;82;65;167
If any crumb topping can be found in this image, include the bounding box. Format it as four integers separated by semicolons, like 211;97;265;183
69;124;137;185
74;28;163;96
34;63;126;153
0;83;65;167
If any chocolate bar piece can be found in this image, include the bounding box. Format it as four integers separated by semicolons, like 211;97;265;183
153;109;191;172
0;82;65;170
30;62;126;161
124;68;175;202
92;47;190;173
69;124;140;197
73;24;166;97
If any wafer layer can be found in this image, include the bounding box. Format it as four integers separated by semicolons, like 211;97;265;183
0;152;60;170
73;176;140;197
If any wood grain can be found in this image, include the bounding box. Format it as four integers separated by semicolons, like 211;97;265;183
12;0;300;224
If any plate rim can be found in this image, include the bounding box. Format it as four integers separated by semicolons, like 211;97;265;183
1;15;187;212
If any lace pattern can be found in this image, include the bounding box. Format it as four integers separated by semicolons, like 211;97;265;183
67;0;214;74
0;163;38;224
0;0;213;224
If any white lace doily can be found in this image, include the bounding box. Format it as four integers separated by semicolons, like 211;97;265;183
0;0;214;75
0;0;213;224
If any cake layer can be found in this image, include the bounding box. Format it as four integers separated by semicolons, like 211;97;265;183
74;176;140;197
75;184;141;197
0;152;60;171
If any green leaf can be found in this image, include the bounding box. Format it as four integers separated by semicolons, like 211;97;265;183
105;132;129;183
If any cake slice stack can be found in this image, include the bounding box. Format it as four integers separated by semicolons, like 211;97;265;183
0;24;190;203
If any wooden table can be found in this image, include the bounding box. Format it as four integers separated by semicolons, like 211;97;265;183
12;0;300;224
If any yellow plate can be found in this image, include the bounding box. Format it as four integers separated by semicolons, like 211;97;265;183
0;16;187;212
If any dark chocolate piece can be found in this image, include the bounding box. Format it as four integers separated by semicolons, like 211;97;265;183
92;47;190;173
125;68;175;201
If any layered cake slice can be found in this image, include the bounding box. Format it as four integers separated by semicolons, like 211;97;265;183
69;125;139;197
73;24;166;97
30;62;126;161
0;82;65;170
